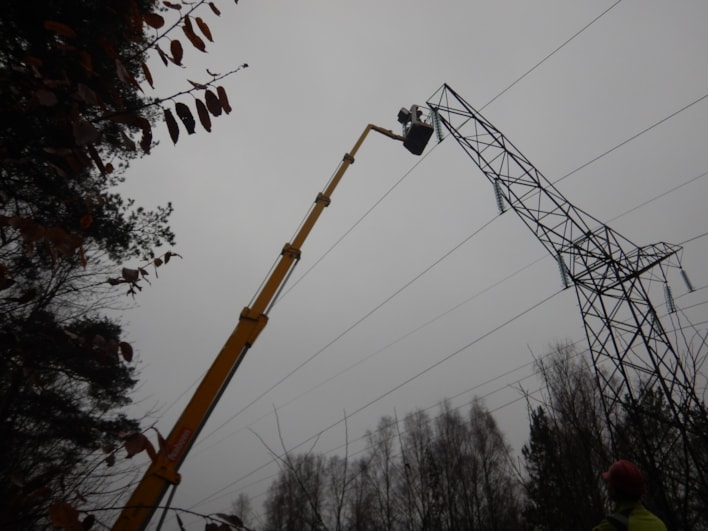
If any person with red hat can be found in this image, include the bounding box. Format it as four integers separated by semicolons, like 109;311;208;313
592;460;667;530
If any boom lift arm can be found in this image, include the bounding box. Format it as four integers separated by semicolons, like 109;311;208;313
113;114;434;530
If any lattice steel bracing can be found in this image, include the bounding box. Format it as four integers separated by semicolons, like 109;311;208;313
427;84;707;490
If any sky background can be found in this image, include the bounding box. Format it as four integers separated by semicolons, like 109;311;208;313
114;1;708;527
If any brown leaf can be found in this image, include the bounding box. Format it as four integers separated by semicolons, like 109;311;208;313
80;214;93;229
163;250;181;263
105;453;116;467
217;86;232;114
143;13;165;28
195;17;213;42
139;122;152;153
141;62;154;88
79;51;95;76
48;501;81;529
208;2;221;15
188;79;207;89
35;88;58;106
163;1;182;10
82;514;96;530
170;39;184;65
122;267;140;283
101;442;116;454
154;43;169;66
204;89;222;116
153;257;163;267
43;20;77;39
86;144;106;173
123;433;155;459
92;334;106;348
76;83;98;105
195;99;211;132
115;58;142;91
98;37;118;60
73;120;100;145
182;24;206;52
43;146;72;156
120;130;136;151
22;55;44;67
119;341;134;362
155;429;168;453
175;102;196;134
164;108;179;144
182;14;194;33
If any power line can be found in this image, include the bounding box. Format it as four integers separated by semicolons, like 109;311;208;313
191;301;708;515
481;0;624;110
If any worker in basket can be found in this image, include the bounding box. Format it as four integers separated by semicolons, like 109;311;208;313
592;460;667;531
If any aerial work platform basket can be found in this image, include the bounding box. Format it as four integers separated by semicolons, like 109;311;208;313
398;104;434;155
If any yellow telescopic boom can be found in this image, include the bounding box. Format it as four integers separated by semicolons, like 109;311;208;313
113;117;431;530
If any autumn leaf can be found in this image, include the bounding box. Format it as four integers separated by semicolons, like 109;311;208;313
208;2;221;15
73;120;100;145
143;12;165;28
217;86;232;114
204;89;222;116
183;14;194;33
119;341;134;362
139;121;152;153
196;17;213;41
48;501;81;530
116;58;142;91
155;43;169;66
82;514;96;530
195;98;211;132
120;130;136;151
170;39;184;66
155;429;168;453
76;83;98;105
163;1;182;9
80;214;93;229
188;79;207;89
164;108;179;144
98;37;119;59
141;62;154;88
43;20;77;39
121;267;140;283
123;433;157;460
182;24;206;52
79;51;94;76
175;102;196;134
86;144;106;173
35;88;58;106
163;250;182;263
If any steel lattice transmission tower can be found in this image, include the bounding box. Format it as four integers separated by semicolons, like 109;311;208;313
427;84;707;491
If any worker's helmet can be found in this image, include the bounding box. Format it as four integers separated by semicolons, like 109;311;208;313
601;460;646;498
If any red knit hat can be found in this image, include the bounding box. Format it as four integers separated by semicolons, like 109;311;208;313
602;460;646;497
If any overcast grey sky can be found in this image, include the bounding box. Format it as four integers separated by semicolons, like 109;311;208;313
116;1;708;527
